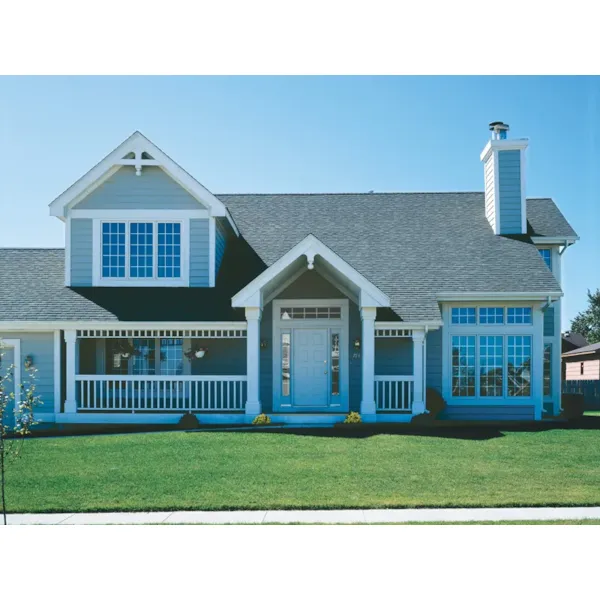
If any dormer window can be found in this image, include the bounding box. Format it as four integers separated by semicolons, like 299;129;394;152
100;220;184;283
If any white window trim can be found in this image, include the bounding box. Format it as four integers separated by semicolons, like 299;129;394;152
92;218;190;286
272;299;350;413
442;303;542;406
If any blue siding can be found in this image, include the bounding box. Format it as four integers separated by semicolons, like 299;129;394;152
543;306;555;337
349;302;361;412
440;405;535;421
375;338;413;376
0;332;56;417
77;166;202;210
277;270;344;299
70;219;93;286
260;303;273;412
497;150;522;234
191;339;246;376
189;219;210;287
215;219;227;277
426;327;443;393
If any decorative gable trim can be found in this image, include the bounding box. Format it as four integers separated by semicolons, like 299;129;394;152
49;131;232;223
231;234;390;309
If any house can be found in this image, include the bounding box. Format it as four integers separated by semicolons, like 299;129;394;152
562;343;600;381
561;331;588;379
562;331;588;354
0;121;579;427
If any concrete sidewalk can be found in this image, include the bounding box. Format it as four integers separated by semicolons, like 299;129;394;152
7;506;600;525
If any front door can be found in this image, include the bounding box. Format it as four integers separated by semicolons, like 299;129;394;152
292;328;329;407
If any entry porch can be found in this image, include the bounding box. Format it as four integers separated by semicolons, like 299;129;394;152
55;318;426;424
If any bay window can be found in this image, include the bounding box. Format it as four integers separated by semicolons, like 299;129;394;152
451;333;533;399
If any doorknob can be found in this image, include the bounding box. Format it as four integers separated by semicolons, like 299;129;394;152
324;370;328;374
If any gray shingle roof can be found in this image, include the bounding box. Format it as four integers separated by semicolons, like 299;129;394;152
0;243;259;322
562;342;600;357
219;193;568;322
526;198;578;238
0;194;573;323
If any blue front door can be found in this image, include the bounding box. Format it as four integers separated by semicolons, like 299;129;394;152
292;328;329;407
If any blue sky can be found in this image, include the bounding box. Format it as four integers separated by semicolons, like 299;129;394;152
1;76;598;329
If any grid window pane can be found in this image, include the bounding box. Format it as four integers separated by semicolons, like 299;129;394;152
157;222;181;278
539;249;552;270
507;307;532;324
282;332;291;397
479;307;504;324
479;336;504;396
507;335;532;397
132;339;156;375
280;307;341;320
160;339;183;375
451;335;476;396
331;332;340;396
101;222;126;278
451;307;476;324
544;343;552;396
129;222;154;278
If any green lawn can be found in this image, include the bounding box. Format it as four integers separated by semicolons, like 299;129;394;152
6;427;600;513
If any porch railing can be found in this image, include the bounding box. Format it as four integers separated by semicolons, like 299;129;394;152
374;376;414;412
75;375;247;412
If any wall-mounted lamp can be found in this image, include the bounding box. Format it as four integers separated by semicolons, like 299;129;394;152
260;339;268;349
24;355;34;369
353;338;361;350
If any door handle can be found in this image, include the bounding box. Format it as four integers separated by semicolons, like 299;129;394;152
324;371;328;374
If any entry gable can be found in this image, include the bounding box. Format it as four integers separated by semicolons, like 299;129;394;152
49;131;229;219
231;234;390;309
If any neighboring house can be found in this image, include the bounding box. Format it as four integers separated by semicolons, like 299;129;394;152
0;122;579;426
561;331;588;379
562;343;600;381
562;331;588;354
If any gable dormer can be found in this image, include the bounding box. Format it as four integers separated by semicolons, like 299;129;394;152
49;132;237;288
480;121;529;235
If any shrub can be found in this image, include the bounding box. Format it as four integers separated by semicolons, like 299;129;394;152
562;393;585;420
252;413;271;425
178;412;200;429
426;388;447;420
343;411;362;424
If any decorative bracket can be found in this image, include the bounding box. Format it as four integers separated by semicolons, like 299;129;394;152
305;250;315;270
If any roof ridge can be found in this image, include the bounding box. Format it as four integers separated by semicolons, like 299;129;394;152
217;191;484;197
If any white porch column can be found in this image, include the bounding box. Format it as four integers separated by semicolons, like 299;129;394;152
245;307;262;416
411;330;426;415
532;306;544;420
360;307;377;421
64;330;77;414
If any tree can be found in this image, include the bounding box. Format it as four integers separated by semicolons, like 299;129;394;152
0;344;40;525
570;289;600;345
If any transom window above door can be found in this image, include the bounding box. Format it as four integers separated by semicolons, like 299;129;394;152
101;221;182;281
280;306;341;320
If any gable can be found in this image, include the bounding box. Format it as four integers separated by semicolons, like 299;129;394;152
50;131;230;219
76;166;202;211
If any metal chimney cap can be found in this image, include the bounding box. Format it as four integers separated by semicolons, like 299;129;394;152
489;121;510;131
